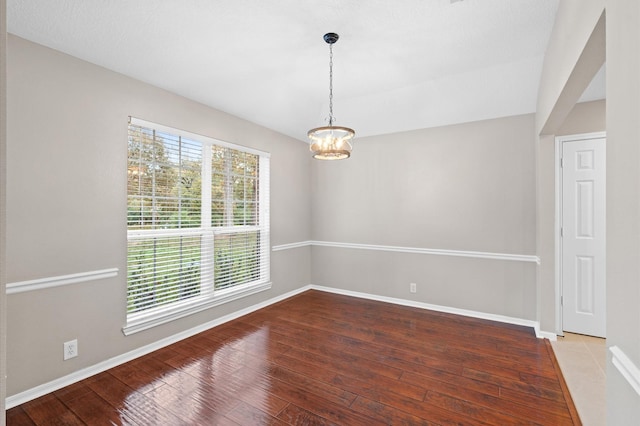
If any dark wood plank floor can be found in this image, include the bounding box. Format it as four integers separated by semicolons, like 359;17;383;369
7;290;580;425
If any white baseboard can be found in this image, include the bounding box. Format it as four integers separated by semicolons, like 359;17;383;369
6;283;556;408
309;285;555;340
536;329;558;341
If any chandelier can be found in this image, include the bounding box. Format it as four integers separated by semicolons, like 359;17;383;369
308;33;355;160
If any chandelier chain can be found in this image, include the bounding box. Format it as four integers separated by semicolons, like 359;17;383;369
328;42;334;126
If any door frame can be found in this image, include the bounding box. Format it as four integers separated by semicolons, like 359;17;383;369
554;131;606;336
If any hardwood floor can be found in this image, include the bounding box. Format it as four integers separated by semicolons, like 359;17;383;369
7;290;580;425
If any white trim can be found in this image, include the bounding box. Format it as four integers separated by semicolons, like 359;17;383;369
308;285;555;340
122;282;272;335
271;241;313;251
536;329;558;341
555;135;563;335
5;285;310;409
272;240;539;263
556;131;606;142
610;346;640;397
6;268;119;295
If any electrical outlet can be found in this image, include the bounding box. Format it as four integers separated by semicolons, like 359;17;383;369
410;283;417;293
63;339;78;360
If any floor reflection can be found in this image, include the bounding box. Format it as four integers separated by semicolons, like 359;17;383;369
124;324;273;423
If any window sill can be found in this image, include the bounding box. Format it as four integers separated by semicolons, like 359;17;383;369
122;281;272;336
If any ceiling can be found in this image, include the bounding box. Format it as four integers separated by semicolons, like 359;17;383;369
7;0;603;142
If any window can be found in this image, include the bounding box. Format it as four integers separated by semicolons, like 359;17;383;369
124;117;270;335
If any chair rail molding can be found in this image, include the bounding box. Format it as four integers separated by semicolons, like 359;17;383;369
610;345;640;397
272;240;539;263
6;268;119;295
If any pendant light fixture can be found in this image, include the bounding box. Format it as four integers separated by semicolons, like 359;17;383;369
308;32;355;160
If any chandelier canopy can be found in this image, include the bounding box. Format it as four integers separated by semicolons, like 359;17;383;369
308;33;355;160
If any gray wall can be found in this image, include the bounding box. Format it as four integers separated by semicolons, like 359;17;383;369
535;0;605;135
558;100;606;136
6;35;311;396
606;0;640;421
311;114;537;320
1;0;7;422
536;0;606;334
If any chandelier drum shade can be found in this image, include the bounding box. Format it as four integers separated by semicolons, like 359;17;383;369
308;33;355;160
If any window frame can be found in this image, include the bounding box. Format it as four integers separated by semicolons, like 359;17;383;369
123;117;271;336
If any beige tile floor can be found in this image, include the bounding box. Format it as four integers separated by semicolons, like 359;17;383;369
551;332;606;426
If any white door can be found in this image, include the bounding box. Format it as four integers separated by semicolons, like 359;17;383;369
561;137;606;337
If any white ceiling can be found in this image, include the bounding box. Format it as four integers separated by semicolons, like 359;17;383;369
7;0;603;142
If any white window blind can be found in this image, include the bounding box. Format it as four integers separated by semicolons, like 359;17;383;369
125;117;270;334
